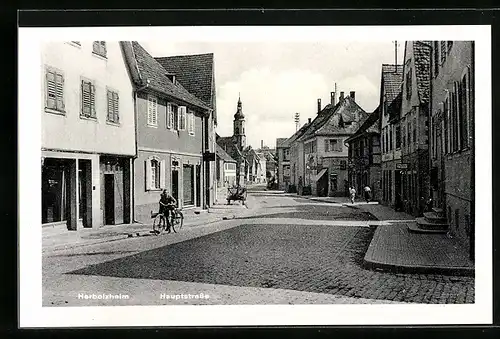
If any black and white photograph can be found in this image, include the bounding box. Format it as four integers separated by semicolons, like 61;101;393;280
18;25;492;327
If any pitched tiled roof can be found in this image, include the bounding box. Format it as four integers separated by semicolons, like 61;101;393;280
412;41;431;104
381;64;404;104
276;138;288;148
282;121;311;147
345;106;380;144
298;102;340;141
301;96;367;139
388;90;402;122
216;144;236;163
128;42;209;110
155;53;216;122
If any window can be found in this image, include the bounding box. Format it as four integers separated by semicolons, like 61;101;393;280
178;106;187;131
188;110;195;135
405;70;412;100
389;125;393;150
167;103;175;129
106;89;119;123
151;159;160;190
45;67;65;112
433;41;440;77
395;125;401;148
325;139;341;152
413;119;417;144
402;125;406;148
360;140;364;156
459;67;471;149
451;83;459;152
173;105;180;130
447;41;453;52
145;157;165;190
440;41;447;64
340;160;347;170
444;96;450;153
92;41;107;58
80;79;96;119
407;122;412;147
147;96;158;126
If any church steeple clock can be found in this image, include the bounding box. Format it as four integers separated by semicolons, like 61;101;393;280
233;94;246;151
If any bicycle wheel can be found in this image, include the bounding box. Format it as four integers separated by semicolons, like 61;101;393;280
152;214;165;235
173;211;184;232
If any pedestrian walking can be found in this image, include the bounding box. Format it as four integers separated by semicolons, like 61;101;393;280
364;185;372;203
349;186;356;204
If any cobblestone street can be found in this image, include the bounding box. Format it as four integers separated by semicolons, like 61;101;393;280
43;189;474;306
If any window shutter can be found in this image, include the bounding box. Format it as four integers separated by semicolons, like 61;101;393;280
100;41;107;55
93;41;99;53
81;80;91;117
153;99;157;125
113;92;119;123
90;83;96;117
45;70;56;109
454;81;461;151
55;73;64;111
145;160;152;191
107;90;113;121
160;160;166;189
179;106;186;130
166;104;172;128
147;98;152;124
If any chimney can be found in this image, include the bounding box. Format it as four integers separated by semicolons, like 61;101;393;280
350;91;355;100
261;140;264;149
308;118;312;123
340;91;344;100
330;92;336;105
317;98;321;113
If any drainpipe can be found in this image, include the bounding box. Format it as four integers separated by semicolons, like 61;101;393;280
131;82;149;224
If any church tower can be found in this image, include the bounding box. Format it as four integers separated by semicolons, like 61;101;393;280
233;95;246;151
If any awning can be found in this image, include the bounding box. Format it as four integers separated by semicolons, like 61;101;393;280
313;168;328;182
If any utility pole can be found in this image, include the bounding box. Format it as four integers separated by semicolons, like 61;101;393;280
294;112;300;132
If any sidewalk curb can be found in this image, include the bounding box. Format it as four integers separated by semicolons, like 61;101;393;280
43;234;130;254
362;256;475;277
43;207;250;254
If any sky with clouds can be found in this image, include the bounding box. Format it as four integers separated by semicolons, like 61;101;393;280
140;40;404;149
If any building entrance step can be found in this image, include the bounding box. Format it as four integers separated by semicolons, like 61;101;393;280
423;212;447;224
407;222;448;234
416;217;449;230
432;207;445;217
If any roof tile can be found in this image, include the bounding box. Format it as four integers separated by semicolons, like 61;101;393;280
130;42;209;110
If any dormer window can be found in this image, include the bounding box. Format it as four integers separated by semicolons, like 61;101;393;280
166;74;176;84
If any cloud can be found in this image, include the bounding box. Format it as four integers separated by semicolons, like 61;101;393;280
138;40;403;149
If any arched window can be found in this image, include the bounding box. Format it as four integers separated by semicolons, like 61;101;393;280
151;159;160;189
235;127;239;135
146;156;165;191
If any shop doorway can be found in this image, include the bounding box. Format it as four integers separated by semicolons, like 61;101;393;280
172;170;179;206
196;164;201;207
104;174;115;225
78;159;92;227
42;158;71;226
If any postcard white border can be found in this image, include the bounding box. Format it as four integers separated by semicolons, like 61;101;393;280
19;25;492;327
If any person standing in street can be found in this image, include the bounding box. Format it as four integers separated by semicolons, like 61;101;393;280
349;186;356;204
364;185;372;203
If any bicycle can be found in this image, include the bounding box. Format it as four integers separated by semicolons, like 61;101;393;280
151;205;184;235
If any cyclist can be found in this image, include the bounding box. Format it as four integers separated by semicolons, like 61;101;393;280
159;189;177;233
